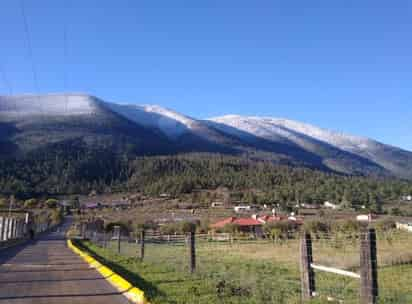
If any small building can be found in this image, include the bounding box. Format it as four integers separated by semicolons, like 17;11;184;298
356;213;378;222
396;221;412;232
211;202;224;208
300;203;320;209
402;195;412;202
234;205;252;213
324;201;338;210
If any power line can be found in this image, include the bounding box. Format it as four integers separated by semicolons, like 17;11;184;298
63;0;69;113
19;0;42;114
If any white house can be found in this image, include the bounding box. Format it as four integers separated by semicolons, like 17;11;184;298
211;202;224;208
396;221;412;232
402;195;412;202
324;201;338;209
234;205;252;213
356;214;378;222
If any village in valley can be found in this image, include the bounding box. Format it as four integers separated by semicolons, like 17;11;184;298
73;188;412;239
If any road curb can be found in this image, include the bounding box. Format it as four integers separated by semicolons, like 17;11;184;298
67;239;149;304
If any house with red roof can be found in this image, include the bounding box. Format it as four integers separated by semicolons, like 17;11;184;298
211;216;263;237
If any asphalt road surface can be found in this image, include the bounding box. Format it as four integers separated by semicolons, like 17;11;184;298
0;219;130;304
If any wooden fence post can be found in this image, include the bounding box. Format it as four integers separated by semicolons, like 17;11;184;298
189;231;196;273
140;229;145;261
300;232;315;301
81;222;86;238
114;225;121;254
360;227;378;304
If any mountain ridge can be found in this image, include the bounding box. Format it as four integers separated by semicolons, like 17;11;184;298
1;93;411;180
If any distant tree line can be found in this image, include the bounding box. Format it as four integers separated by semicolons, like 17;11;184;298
1;150;411;212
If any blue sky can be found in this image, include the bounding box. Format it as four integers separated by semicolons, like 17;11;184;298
0;0;411;151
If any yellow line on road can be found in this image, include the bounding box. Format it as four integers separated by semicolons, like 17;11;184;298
67;239;149;304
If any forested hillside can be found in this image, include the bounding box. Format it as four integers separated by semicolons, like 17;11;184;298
1;152;411;212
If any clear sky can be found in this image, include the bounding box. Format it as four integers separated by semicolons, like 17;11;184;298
0;0;411;151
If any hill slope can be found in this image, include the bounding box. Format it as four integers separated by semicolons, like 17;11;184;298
207;115;412;179
1;93;411;180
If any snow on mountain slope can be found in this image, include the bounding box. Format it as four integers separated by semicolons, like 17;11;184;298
209;115;379;154
105;103;196;138
106;102;230;142
0;94;97;117
208;115;412;179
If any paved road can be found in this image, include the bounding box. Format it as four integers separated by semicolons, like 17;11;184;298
0;220;129;304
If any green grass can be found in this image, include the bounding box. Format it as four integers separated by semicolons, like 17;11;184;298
76;233;412;304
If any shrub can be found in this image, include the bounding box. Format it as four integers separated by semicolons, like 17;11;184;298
374;219;396;232
0;198;8;208
49;209;63;226
222;223;239;234
303;219;331;236
24;198;38;209
332;219;361;234
45;198;58;208
264;221;298;241
180;221;197;233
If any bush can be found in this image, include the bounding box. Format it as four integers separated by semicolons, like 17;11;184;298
49;209;63;226
264;221;298;241
197;219;210;234
374;219;396;232
222;223;239;234
24;198;38;209
160;223;180;235
332;219;361;234
180;221;197;233
303;219;331;236
0;198;7;208
45;198;58;208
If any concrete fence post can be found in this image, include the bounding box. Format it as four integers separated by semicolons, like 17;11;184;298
13;219;18;239
3;218;9;241
19;219;23;238
8;218;14;239
300;232;315;301
360;228;378;304
15;220;21;238
0;217;4;241
189;231;196;273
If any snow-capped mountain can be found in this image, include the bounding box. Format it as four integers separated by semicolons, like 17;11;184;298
0;93;97;117
1;93;411;179
208;115;412;179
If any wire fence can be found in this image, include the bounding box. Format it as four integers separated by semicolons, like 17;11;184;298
82;226;412;304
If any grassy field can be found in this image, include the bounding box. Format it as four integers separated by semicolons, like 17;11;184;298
77;231;412;304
